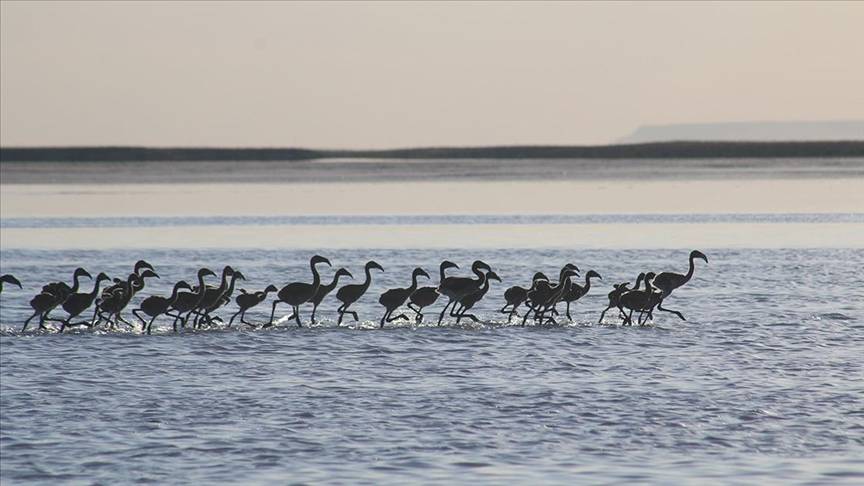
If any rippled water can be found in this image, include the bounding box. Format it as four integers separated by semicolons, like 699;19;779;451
2;246;863;483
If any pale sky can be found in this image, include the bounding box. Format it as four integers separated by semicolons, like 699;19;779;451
1;1;862;148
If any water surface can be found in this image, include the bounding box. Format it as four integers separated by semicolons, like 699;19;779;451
2;246;862;484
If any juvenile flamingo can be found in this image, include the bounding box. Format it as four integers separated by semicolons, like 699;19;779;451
618;272;659;326
268;255;331;328
335;261;384;325
562;270;602;322
309;268;353;324
378;267;429;328
408;260;458;323
649;250;708;321
437;260;491;325
22;268;91;332
597;281;631;324
60;272;111;331
133;280;193;335
501;272;548;322
229;285;278;327
454;271;501;324
167;268;217;331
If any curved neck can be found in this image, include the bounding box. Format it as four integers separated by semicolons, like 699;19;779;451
409;272;423;292
310;260;323;289
125;273;136;291
225;274;239;295
439;264;450;283
217;269;230;292
556;271;569;287
359;266;374;293
70;273;84;294
328;271;349;290
684;256;697;283
131;274;145;295
584;274;594;291
634;275;645;291
88;277;105;298
472;265;484;279
478;275;491;295
196;273;208;297
169;283;186;303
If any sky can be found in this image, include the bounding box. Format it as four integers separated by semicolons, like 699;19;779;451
1;1;862;148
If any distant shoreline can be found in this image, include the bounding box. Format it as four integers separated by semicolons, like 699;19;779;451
2;141;863;163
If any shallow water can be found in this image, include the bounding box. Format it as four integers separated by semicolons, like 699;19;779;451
1;246;863;483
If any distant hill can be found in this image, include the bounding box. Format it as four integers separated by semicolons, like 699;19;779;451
2;141;863;163
618;120;864;144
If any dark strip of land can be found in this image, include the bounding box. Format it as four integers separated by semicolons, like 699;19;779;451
2;141;863;162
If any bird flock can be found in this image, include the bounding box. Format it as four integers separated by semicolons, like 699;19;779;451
0;250;708;334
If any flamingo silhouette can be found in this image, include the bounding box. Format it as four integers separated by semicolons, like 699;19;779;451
229;285;278;327
378;268;429;328
268;255;331;328
649;250;708;321
335;261;384;325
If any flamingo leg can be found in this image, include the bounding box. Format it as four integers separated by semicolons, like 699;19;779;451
229;309;241;327
507;303;521;323
407;303;423;323
437;300;452;326
89;305;101;327
116;314;134;328
458;310;480;324
22;312;40;332
336;305;345;326
598;305;613;323
657;301;686;321
146;316;158;335
265;300;281;328
520;304;534;326
293;306;302;327
132;309;147;329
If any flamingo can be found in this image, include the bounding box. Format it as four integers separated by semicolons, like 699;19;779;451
378;268;429;328
133;280;193;335
229;285;278;327
167;268;217;331
649;250;708;321
408;260;458;323
500;272;548;323
335;261;384;325
309;268;353;324
60;272;111;331
618;272;659;326
267;255;331;328
437;260;492;325
597;281;632;324
22;267;91;332
562;270;602;322
454;271;501;324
